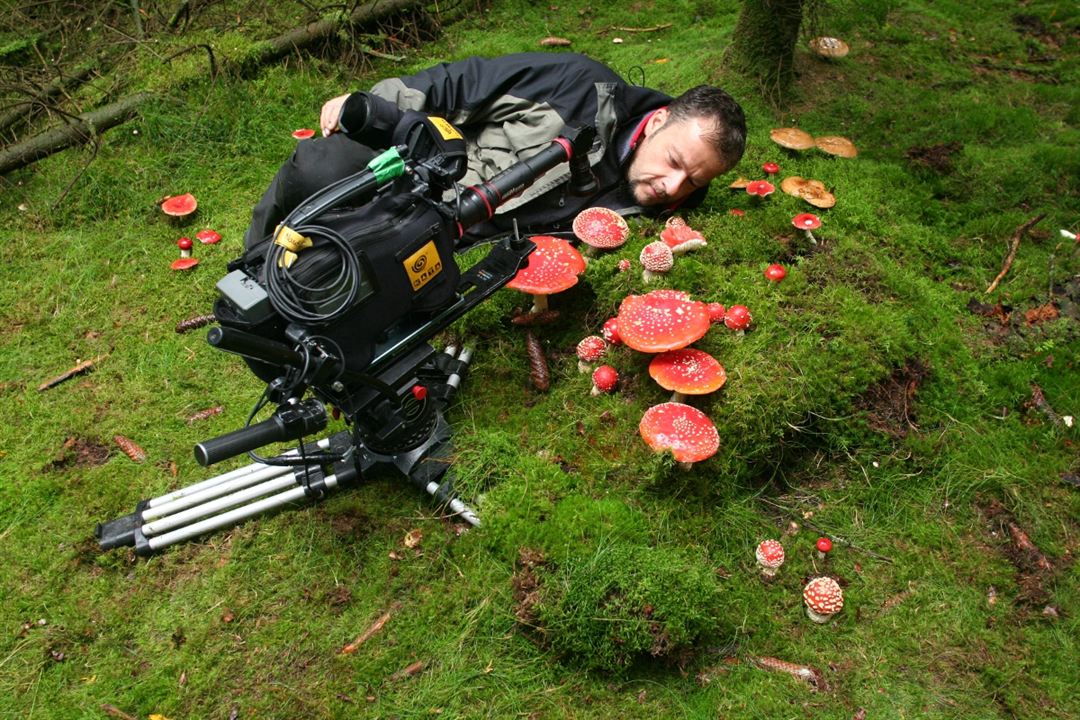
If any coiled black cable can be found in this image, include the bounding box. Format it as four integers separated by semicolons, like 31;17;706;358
264;224;362;325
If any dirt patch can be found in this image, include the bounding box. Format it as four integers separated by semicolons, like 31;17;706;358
511;547;547;627
46;436;111;470
906;141;962;173
978;498;1058;608
855;359;929;437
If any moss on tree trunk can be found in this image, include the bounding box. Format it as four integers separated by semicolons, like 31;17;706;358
726;0;806;100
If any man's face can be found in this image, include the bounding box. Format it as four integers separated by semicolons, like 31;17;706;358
626;108;728;207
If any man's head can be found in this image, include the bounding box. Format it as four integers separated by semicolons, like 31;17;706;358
626;85;747;207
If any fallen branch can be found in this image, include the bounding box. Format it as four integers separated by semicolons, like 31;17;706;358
0;64;98;140
340;602;401;654
0;93;154;176
389;659;425;681
745;655;828;692
985;213;1046;294
611;23;673;32
37;354;108;391
1006;521;1053;572
100;704;137;720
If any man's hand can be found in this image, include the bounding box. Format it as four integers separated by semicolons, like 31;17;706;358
320;93;350;137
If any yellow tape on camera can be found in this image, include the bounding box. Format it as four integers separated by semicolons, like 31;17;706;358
403;241;443;291
273;225;312;253
429;117;462;141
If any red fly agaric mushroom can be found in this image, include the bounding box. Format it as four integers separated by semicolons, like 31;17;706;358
161;193;197;221
770;127;816;151
640;241;673;283
195;229;222;245
617;258;631;272
292;128;316;139
648;348;727;403
590;365;619;396
764;263;787;282
616;290;711;353
659;223;707;255
602;317;621;345
573;207;629;255
762;161;780;178
746;180;775;198
707;302;727;324
816;537;833;560
724;305;752;332
792;213;822;244
639;402;719;470
803;577;844;623
506;236;586;313
171;237;198;271
576;335;607;373
755;539;785;578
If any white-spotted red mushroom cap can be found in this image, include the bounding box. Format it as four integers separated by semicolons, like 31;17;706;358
755;539;785;569
659;224;707;254
161;193;198;217
617;258;631;272
573;207;630;250
746;180;776;197
638;402;719;465
724;305;752;331
649;348;727;397
602;317;621;345
707;303;727;324
506;236;586;296
803;577;844;617
616;290;711;353
591;365;619;395
640;241;674;273
576;335;607;363
792;213;822;231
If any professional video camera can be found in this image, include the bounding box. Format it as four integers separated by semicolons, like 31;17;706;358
96;112;597;556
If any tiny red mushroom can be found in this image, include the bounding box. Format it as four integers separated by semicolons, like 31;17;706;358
617;258;631;273
195;229;222;245
171;237;198;270
707;302;727;324
724;305;752;332
161;193;197;221
729;208;745;217
616;290;711;353
640;241;673;283
638;402;719;470
792;213;821;244
764;263;787;282
659;223;707;255
590;365;619;396
746;180;775;198
803;577;844;623
762;161;780;177
602;317;621;345
292;128;316;139
573;207;629;255
576;335;607;373
755;539;785;578
506;236;586;313
177;237;193;258
816;536;833;560
648;348;727;403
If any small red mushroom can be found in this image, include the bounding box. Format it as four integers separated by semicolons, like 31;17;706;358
707;302;727;324
177;237;193;258
576;335;607;373
171;237;198;270
659;223;707;254
616;290;711;353
724;305;752;332
602;317;621;345
755;539;785;578
573;207;629;255
746;180;775;198
815;537;833;560
764;264;787;282
803;577;844;623
617;258;631;273
590;365;619;395
648;348;727;403
762;161;780;177
792;213;821;244
729;208;745;217
639;402;719;470
640;241;673;283
506;236;586;313
292;128;316;139
196;229;222;245
161;193;197;220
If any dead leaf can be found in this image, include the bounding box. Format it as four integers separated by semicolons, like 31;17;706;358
404;529;423;548
221;609;235;623
1024;303;1059;325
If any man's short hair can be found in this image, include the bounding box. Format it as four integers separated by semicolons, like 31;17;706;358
667;86;747;171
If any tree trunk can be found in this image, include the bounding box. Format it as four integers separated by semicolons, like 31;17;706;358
726;0;806;101
0;92;153;176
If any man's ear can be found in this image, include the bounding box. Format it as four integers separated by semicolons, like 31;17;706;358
644;107;669;137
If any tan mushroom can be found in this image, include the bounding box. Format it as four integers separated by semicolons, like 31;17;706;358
809;36;850;59
815;135;858;158
770;127;816;151
780;176;836;209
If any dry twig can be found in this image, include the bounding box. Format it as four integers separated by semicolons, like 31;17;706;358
341;601;402;654
37;354;108;391
985;213;1046;293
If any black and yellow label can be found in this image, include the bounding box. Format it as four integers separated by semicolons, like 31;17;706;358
403;240;443;291
429;116;462;141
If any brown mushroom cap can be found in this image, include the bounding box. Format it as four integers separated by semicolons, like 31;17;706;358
770;127;816;151
639;402;719;465
815;135;858;158
616;290;711;353
506;236;586;296
573;207;630;250
649;348;727;397
728;177;751;189
803;576;844;616
780;176;836;209
809;36;850;59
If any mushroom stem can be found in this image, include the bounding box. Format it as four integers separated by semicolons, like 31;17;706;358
806;607;834;624
670;390;687;403
804;229;817;245
530;294;549;314
642;269;658;284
